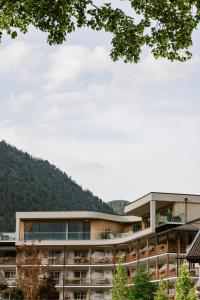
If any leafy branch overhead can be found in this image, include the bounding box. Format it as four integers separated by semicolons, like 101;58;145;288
0;0;199;63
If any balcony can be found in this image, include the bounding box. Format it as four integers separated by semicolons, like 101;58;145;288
48;257;65;265
64;278;89;285
0;233;15;241
92;256;113;264
67;257;90;265
23;230;136;241
156;213;185;227
91;278;111;285
0;257;16;265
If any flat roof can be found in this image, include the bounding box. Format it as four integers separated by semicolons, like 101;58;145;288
16;211;141;223
125;192;200;215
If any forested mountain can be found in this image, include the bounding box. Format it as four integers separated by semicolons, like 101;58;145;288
0;141;113;232
108;200;130;215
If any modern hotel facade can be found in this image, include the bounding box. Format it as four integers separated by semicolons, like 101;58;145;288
1;192;200;300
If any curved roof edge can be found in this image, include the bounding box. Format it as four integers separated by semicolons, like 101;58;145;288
16;211;141;223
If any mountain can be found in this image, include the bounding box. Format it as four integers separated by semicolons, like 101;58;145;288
108;200;130;215
0;141;113;232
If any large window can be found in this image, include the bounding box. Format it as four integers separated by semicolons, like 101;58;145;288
74;291;87;299
68;222;90;240
24;221;90;240
24;222;66;240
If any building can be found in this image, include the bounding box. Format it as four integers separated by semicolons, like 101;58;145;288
1;192;200;300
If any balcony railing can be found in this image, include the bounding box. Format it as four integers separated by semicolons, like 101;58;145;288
91;278;111;285
67;257;90;264
0;232;15;241
0;257;16;265
64;278;89;285
46;244;186;266
156;213;185;227
23;230;135;241
24;232;90;241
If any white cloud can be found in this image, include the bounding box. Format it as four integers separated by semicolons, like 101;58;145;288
8;92;34;113
1;36;200;201
0;42;33;72
43;45;111;92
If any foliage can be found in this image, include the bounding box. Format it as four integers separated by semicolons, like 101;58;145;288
37;276;59;300
130;267;157;300
111;258;130;300
0;0;199;63
108;200;130;215
188;287;197;300
100;228;113;239
0;140;113;232
175;264;196;300
0;288;24;300
154;278;168;300
15;243;49;300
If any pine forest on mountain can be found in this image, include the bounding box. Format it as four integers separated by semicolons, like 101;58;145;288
0;141;114;232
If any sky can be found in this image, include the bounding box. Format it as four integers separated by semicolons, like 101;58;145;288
1;6;200;203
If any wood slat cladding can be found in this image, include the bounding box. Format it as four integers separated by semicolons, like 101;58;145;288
91;220;129;240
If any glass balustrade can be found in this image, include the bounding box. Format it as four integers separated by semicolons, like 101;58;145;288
156;213;185;227
23;230;136;241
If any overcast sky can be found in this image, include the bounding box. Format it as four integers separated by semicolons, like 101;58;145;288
1;11;200;203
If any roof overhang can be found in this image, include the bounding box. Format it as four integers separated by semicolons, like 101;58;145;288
16;211;141;223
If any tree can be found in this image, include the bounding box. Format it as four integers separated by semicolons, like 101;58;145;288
0;0;199;63
154;278;168;300
0;288;24;300
15;243;49;300
130;267;156;300
188;288;197;300
111;257;130;300
37;276;59;300
175;264;196;300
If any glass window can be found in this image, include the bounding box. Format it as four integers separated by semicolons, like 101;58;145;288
39;223;54;240
68;222;90;240
5;271;16;278
49;250;61;258
49;271;60;279
24;222;40;240
84;222;90;240
74;250;87;258
74;271;86;279
68;222;83;240
74;291;87;299
24;222;66;240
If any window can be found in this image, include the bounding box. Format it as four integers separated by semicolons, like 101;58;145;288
68;222;90;240
24;221;90;240
49;271;60;279
95;270;104;278
49;250;61;257
74;291;87;299
74;271;87;279
95;291;103;299
5;271;16;278
24;222;66;240
74;250;88;258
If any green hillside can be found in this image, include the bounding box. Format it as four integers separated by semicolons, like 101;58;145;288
108;200;130;215
0;141;113;232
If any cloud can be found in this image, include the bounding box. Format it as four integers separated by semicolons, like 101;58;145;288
0;42;33;72
1;37;200;201
8;92;34;113
43;45;111;92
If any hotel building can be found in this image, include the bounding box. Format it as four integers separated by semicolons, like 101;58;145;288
1;192;200;299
